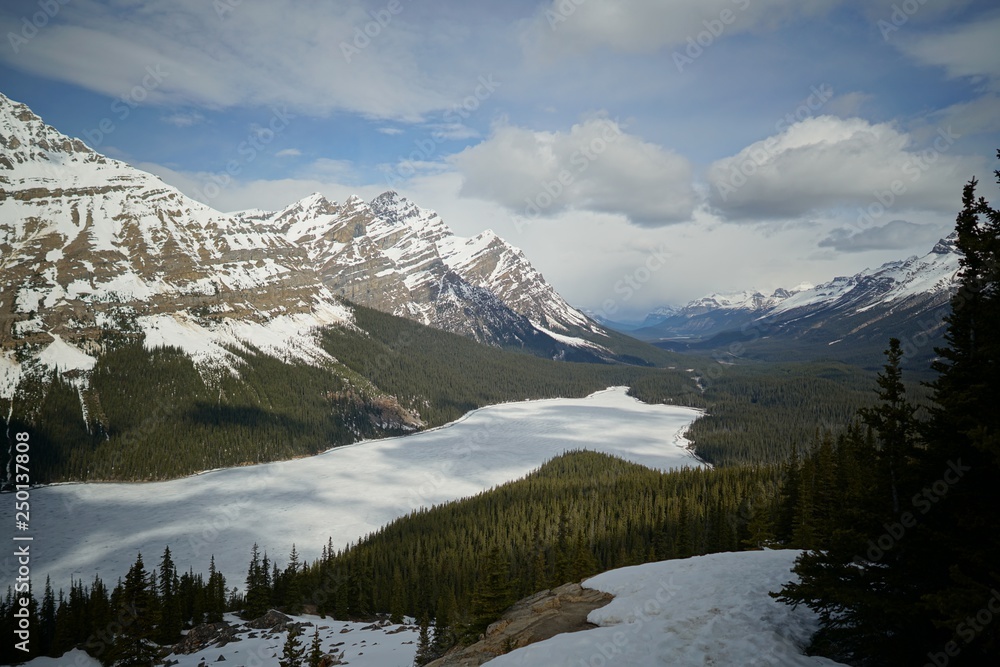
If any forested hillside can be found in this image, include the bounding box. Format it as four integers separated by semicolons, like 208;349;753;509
3;295;897;482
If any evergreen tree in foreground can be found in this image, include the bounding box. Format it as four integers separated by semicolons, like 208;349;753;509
912;158;1000;662
279;625;305;667
109;553;159;667
307;625;324;667
777;154;1000;665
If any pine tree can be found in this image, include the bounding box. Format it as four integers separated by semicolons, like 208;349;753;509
307;625;324;667
243;543;270;619
858;338;916;515
468;547;513;638
283;544;303;614
279;625;305;667
206;556;226;623
40;577;56;657
413;614;435;666
777;157;1000;665
109;553;159;667
433;589;458;655
907;164;1000;662
157;546;181;644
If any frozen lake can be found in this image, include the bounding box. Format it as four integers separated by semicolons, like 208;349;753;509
1;387;704;590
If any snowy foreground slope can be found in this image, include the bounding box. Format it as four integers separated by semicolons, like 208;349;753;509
491;550;846;667
0;388;703;592
23;551;846;667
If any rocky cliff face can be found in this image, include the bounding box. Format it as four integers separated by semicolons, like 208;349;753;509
428;583;613;667
0;91;354;394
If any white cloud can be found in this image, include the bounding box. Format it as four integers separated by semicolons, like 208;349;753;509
706;115;982;221
0;0;455;120
522;0;837;56
924;94;1000;139
377;127;405;136
162;111;205;128
818;219;945;253
138;158;367;213
451;118;697;226
897;12;1000;91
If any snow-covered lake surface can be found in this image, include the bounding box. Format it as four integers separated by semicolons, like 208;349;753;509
1;387;704;592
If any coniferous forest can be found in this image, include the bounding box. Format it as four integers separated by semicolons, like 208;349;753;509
2;162;998;666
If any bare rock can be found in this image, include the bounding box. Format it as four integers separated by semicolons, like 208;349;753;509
246;609;294;631
427;583;613;667
172;622;241;655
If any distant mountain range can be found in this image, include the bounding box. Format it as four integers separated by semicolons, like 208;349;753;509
620;237;960;367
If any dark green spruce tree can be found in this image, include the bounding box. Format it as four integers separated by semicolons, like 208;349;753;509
279;625;305;667
109;553;159;667
777;155;1000;665
777;339;920;664
907;161;1000;663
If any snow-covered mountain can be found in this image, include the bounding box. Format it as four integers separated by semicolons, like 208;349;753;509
0;91;623;402
770;235;959;316
235;190;602;350
630;286;811;341
0;92;353;397
629;237;961;365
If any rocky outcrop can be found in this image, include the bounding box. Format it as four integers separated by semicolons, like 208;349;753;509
427;583;613;667
171;622;242;654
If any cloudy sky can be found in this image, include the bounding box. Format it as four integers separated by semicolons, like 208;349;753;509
2;0;998;320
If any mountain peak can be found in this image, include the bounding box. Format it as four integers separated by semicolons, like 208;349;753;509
931;232;959;255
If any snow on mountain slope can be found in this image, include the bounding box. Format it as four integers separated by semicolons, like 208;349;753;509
0;92;353;394
772;233;961;315
630;236;959;351
489;550;846;667
238;190;597;349
1;388;703;595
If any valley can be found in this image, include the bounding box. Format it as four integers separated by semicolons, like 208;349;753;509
0;68;997;667
0;387;703;594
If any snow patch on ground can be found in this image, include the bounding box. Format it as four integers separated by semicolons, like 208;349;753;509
35;334;96;373
24;552;848;667
533;323;608;352
491;550;847;667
